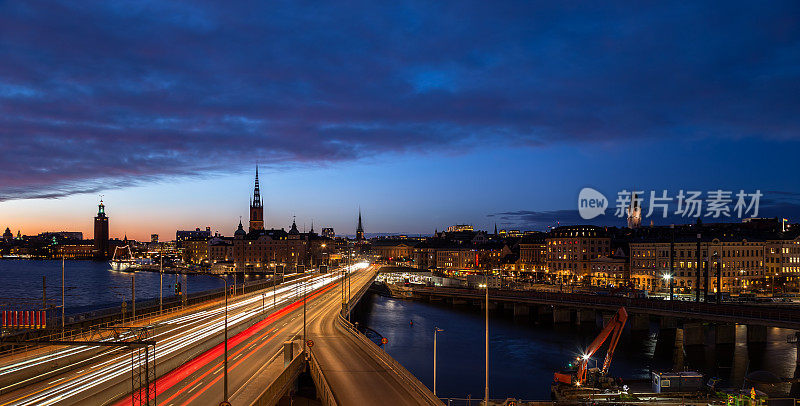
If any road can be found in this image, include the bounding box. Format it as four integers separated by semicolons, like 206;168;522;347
307;269;442;405
0;266;363;406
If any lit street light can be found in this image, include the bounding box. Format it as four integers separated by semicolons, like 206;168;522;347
662;273;673;301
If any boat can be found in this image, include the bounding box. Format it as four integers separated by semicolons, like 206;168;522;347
109;246;135;272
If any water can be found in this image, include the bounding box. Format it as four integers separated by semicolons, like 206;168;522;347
354;292;800;400
0;260;260;315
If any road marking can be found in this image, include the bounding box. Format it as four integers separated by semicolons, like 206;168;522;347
188;382;203;394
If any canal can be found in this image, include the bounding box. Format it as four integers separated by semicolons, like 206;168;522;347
353;291;799;400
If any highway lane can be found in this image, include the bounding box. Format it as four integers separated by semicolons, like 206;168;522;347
308;267;442;405
0;269;356;406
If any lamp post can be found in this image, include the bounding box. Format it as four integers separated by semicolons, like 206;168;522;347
662;273;673;301
61;257;65;339
433;327;444;396
209;274;229;405
159;247;163;314
484;269;489;405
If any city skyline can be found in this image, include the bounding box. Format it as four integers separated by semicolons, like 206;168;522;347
2;1;800;239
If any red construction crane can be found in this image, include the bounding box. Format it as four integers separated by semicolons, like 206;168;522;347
554;307;628;386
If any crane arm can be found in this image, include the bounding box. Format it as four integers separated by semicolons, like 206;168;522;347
576;307;628;384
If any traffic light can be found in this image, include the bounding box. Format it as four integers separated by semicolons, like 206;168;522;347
175;282;181;295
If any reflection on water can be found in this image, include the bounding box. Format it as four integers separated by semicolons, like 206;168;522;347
354;292;798;400
0;260;262;314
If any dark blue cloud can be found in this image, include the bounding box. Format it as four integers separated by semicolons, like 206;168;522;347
490;190;800;230
0;0;798;200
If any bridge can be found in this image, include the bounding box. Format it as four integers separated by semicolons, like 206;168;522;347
0;264;441;405
406;285;800;349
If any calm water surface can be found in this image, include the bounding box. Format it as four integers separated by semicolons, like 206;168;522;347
355;292;799;400
0;260;260;314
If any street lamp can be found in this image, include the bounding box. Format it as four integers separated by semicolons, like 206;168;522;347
209;274;229;405
662;273;673;301
433;327;444;396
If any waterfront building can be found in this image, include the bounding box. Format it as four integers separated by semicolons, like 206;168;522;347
588;247;629;287
249;166;265;232
37;231;83;241
3;227;12;242
182;237;211;264
517;233;547;277
371;239;417;263
93;199;110;259
629;237;767;294
208;236;234;262
176;227;211;242
766;235;800;289
546;225;611;284
56;244;95;259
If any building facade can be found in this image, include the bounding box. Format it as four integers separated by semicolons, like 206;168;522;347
546;226;611;284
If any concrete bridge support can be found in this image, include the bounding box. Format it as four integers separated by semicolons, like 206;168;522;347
553;307;571;324
513;303;530;317
660;316;678;331
537;305;553;323
450;298;469;306
630;314;649;332
576;309;596;326
746;325;768;345
602;312;613;327
715;324;736;345
683;322;706;347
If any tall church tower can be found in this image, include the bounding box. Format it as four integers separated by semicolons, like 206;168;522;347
93;199;110;259
356;208;365;241
627;191;642;229
249;166;264;232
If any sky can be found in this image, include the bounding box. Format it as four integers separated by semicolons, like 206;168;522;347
1;0;799;240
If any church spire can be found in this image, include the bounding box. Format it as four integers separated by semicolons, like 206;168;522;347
252;166;262;208
356;207;365;241
249;166;265;232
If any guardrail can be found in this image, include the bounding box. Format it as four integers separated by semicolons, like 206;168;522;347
0;273;311;358
411;286;800;328
336;313;442;405
248;350;306;406
307;347;338;406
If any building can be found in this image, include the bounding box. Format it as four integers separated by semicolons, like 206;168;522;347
371;239;417;262
3;227;12;242
182;237;211;264
151;234;159;243
56;244;95;259
176;227;211;242
766;235;800;290
38;231;83;241
447;225;474;233
517;233;547;277
589;247;629;287
93;199;110;259
321;227;335;239
629;236;767;294
546;225;611;284
249;166;265;232
356;209;365;241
